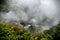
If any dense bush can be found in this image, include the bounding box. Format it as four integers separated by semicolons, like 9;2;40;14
0;23;34;40
33;23;60;40
0;23;60;40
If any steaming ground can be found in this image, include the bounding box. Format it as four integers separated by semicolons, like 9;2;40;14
0;0;60;30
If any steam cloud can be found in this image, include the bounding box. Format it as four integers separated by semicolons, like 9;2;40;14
0;0;60;29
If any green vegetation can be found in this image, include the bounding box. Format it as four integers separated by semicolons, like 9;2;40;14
0;23;34;40
0;4;8;12
0;23;60;40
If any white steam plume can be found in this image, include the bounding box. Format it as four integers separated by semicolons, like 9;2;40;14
0;0;60;29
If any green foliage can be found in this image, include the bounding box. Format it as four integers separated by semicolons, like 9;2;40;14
49;23;60;40
0;22;60;40
34;23;60;40
0;4;8;12
0;23;34;40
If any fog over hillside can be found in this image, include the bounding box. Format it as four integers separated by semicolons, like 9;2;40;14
0;0;60;30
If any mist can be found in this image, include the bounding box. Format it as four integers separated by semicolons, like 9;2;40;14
0;0;60;30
